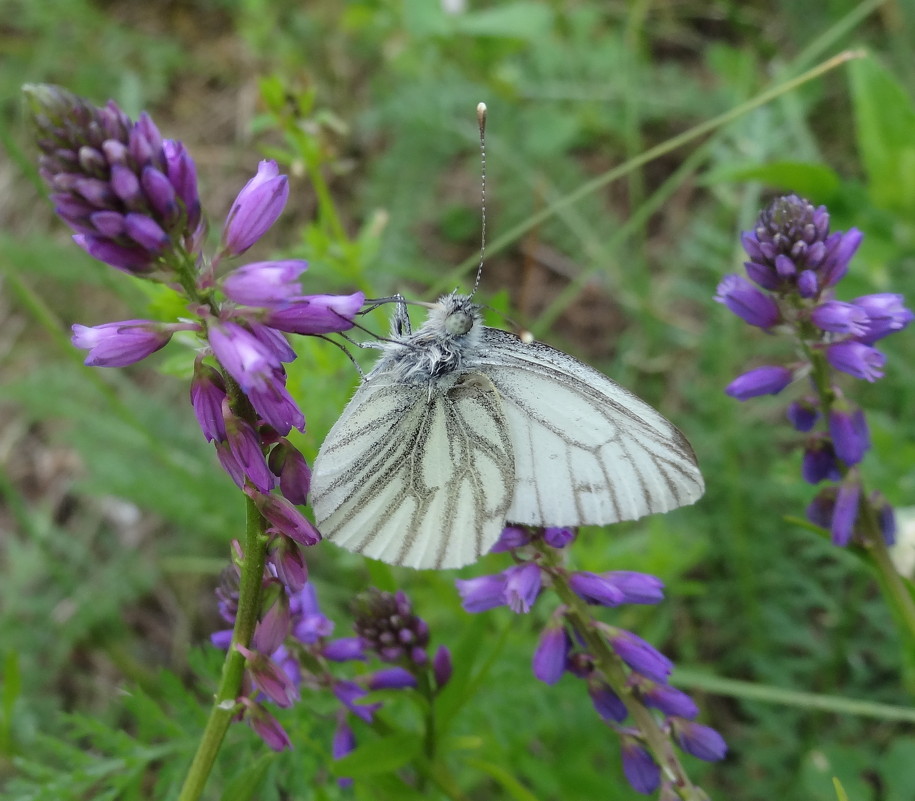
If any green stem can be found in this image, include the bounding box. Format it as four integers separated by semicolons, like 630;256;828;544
538;546;706;800
177;495;269;801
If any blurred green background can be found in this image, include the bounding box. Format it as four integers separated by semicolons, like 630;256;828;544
2;1;915;799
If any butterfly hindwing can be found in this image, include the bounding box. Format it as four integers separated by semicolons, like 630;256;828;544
311;369;515;569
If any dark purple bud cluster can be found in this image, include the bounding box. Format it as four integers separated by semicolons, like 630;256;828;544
213;573;451;773
457;526;725;795
717;194;911;547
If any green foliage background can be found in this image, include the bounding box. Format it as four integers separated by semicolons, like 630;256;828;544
2;1;915;799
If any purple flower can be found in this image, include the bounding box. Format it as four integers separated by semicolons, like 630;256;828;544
236;645;299;708
367;667;417;690
243;700;291;751
190;363;228;442
252;587;291;655
71;319;176;366
489;525;531;553
332;717;356;760
811;301;869;336
73;234;155;273
251;491;321;547
222;160;289;256
503;563;542;613
831;479;860;546
801;439;841;484
874;495;896;546
671;719;728;762
269;441;312;506
787;399;819;432
543;526;576;549
818;228;863;288
245;374;306;437
433;646;453;688
532;625;569;685
267;536;309;592
322;638;366;662
222;260;310;306
828;408;870;466
264;292;366;335
162;139;200;231
725;366;793;401
333;680;381;723
853;293;914;344
621;739;661;794
207;320;283;393
588;681;627;722
352;589;430;666
714;274;781;328
569;572;624;607
600;571;665;605
607;630;673;684
826;341;885;382
806;488;837;530
224;413;274;493
456;573;507;613
641;683;699;719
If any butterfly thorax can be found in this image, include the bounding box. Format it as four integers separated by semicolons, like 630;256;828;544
370;292;484;384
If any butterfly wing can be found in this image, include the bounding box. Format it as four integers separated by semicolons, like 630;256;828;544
473;328;704;526
310;370;515;569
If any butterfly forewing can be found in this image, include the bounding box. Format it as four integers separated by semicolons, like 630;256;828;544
311;370;515;569
474;329;704;526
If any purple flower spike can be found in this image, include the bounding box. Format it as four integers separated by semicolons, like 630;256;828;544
71;319;175;367
532;625;569;685
831;479;861;546
251;491;322;547
608;630;673;684
725;366;793;401
433;646;453;688
828;408;870;466
190;363;228;442
222;260;310;306
714;274;781;328
569;571;625;607
455;573;508;613
489;525;531;553
811;301;869;337
503;563;542;613
367;667;417;690
642;683;699;719
672;719;728;762
265;292;366;335
826;341;885;382
621;739;661;794
853;293;915;344
222;160;289;256
543;526;576;549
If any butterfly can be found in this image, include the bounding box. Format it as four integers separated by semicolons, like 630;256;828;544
309;291;704;569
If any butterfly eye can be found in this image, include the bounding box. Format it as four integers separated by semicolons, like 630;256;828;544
444;310;474;336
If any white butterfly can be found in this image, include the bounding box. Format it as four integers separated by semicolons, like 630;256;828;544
310;291;704;570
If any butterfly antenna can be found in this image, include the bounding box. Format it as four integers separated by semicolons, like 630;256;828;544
470;101;487;300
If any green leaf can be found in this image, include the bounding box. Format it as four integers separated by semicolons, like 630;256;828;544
703;161;841;201
849;56;915;214
464;757;543;801
453;3;554;39
221;752;275;801
330;732;423;778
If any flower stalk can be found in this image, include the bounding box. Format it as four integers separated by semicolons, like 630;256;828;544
178;495;269;801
